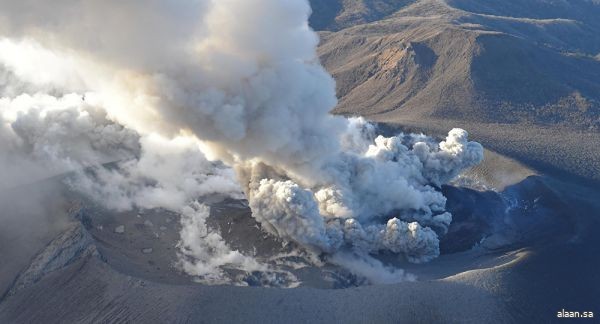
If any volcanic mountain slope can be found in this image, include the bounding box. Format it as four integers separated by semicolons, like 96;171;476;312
308;0;417;31
312;0;600;129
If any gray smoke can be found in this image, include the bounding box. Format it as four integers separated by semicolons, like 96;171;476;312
0;92;139;189
0;0;483;283
68;135;242;212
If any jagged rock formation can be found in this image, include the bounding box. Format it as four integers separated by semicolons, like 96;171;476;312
4;222;98;298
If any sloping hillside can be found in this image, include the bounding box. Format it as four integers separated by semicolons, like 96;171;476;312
309;0;416;31
313;0;600;130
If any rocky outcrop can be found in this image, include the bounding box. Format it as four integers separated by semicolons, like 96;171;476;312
3;222;98;298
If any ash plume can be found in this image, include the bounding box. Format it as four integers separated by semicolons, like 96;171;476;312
0;0;483;283
0;93;140;189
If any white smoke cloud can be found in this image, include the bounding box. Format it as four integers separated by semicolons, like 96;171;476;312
0;0;484;284
0;92;139;189
329;252;416;284
0;89;264;285
238;122;481;263
177;202;265;285
0;79;258;285
68;134;242;211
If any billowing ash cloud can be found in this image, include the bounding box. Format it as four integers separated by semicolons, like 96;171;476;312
0;93;140;189
68;135;242;212
241;120;481;263
0;0;483;283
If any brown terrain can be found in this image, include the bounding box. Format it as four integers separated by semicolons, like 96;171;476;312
313;0;600;183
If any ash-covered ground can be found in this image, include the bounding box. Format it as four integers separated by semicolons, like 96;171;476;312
2;146;597;323
1;1;599;322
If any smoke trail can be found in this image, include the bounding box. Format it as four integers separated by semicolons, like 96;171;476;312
0;0;483;283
